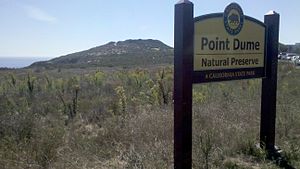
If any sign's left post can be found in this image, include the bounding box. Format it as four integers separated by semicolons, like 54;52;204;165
174;0;194;168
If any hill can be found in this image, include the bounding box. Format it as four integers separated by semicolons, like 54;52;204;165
30;39;174;69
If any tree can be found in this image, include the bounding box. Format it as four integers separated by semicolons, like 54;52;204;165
279;43;288;52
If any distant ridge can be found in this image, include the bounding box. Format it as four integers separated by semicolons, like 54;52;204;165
30;39;174;68
0;57;50;69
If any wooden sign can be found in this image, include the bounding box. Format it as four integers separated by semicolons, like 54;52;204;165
174;1;280;169
193;3;266;83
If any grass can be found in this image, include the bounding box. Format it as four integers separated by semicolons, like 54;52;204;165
0;62;299;168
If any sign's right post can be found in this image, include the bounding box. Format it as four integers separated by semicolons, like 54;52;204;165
260;12;280;151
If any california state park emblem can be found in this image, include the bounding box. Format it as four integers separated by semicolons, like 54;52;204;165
224;3;244;35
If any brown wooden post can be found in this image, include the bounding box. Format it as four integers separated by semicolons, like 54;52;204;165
260;11;280;151
174;0;194;168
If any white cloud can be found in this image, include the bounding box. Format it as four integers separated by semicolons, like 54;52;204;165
23;5;57;23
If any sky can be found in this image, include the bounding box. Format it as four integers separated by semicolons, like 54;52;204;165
0;0;299;58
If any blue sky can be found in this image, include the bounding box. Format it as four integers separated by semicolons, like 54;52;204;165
0;0;299;58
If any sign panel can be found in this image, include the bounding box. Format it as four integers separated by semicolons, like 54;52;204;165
174;1;280;168
193;3;266;83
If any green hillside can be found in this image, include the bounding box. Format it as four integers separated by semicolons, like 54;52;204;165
30;39;174;69
1;39;299;168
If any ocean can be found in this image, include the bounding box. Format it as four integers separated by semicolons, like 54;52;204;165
0;57;52;68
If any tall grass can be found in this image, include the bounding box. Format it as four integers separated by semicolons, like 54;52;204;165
0;63;299;168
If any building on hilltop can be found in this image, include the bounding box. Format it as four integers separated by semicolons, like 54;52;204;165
286;43;300;53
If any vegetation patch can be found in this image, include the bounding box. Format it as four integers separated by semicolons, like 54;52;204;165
0;62;299;168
